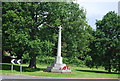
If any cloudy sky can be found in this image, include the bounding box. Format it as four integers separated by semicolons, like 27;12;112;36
76;0;119;29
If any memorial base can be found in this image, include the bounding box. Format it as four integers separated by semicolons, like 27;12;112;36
44;56;71;73
44;64;71;73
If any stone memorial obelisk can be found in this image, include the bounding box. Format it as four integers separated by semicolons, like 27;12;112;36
44;26;71;73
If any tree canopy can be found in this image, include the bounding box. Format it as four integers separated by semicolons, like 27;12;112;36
2;2;93;68
87;11;120;73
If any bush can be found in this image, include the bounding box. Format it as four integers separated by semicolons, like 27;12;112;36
36;56;85;67
22;54;86;66
37;56;55;64
2;56;11;63
68;57;85;67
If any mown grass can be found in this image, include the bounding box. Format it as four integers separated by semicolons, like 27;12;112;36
1;63;119;78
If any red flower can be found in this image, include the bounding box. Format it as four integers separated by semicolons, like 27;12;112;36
59;66;70;70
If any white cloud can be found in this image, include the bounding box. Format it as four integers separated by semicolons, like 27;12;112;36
79;2;118;15
77;1;118;29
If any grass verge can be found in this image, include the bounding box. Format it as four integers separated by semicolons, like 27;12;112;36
1;63;119;78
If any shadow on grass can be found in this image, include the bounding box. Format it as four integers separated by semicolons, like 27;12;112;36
76;69;119;74
1;63;45;72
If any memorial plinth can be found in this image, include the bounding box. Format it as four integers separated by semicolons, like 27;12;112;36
44;26;71;73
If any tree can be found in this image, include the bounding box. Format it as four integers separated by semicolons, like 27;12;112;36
2;2;93;68
88;11;120;73
2;2;43;68
37;2;94;65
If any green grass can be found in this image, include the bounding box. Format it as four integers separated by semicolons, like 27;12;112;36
1;63;119;78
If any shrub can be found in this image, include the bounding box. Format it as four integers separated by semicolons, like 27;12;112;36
37;56;55;64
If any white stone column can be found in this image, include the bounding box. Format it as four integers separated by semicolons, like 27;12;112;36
57;26;62;57
55;26;63;64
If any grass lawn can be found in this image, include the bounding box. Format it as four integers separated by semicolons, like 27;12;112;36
1;63;119;79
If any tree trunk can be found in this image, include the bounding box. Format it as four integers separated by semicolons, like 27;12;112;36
28;54;37;68
17;50;23;59
108;66;111;73
108;60;111;73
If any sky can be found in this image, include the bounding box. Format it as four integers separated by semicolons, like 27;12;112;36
76;0;119;29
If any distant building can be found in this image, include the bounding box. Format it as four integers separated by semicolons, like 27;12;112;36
119;1;120;15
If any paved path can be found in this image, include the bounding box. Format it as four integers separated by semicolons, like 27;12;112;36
0;74;119;81
1;74;66;79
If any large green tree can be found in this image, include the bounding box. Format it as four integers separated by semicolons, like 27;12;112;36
2;2;44;68
88;11;120;73
2;2;93;68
